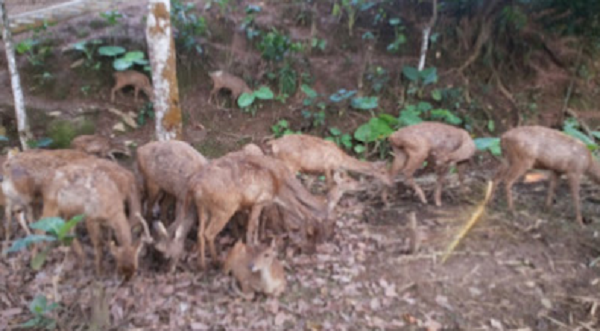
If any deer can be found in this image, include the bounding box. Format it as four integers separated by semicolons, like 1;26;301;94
223;239;286;300
265;133;392;190
490;125;600;227
41;161;152;280
2;149;91;234
70;134;131;161
168;153;327;271
110;70;154;103
387;121;476;207
208;70;252;105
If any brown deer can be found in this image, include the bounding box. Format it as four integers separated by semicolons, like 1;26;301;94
208;70;252;105
111;70;154;103
41;162;152;279
173;154;327;270
223;239;286;300
71;135;131;161
266;134;392;189
490;125;600;226
387;121;476;206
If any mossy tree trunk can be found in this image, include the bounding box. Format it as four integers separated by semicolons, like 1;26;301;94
145;0;183;141
1;0;32;150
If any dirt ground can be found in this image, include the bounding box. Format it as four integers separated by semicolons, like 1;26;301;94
0;1;599;330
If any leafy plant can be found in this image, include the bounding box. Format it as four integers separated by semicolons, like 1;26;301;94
241;4;262;40
99;10;123;26
5;215;85;270
257;29;295;62
387;17;407;53
172;0;208;55
366;66;390;93
474;137;502;156
333;0;373;36
16;39;53;67
237;86;275;115
351;96;378;110
98;46;149;71
71;39;103;70
563;118;599;151
20;295;60;330
325;127;353;150
137;102;155;126
271;119;298;137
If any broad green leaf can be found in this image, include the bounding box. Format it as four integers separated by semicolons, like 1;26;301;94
57;214;85;241
237;93;255;108
122;51;145;61
430;109;463;125
29;295;48;314
389;18;401;26
253;86;274;100
402;66;420;82
0;136;8;141
330;89;357;103
354;123;371;143
431;89;442;101
113;58;133;71
98;45;126;57
591;131;600;140
31;248;49;270
378;113;399;126
5;235;55;253
354;118;393;143
72;41;87;52
487;120;496;132
398;109;423;127
564;126;597;149
474;137;502;156
421;67;438;85
341;134;353;149
417;101;433;112
300;84;318;99
354;144;366;154
30;217;65;237
35;137;53;148
351;96;378;110
329;127;342;136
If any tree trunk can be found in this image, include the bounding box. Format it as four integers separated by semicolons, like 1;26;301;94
1;0;31;150
418;0;438;71
145;0;183;141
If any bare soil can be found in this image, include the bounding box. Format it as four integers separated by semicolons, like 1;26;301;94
0;1;599;330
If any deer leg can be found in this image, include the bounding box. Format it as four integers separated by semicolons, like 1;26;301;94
489;159;509;205
110;84;124;103
566;173;584;227
204;209;236;269
502;160;532;212
86;219;104;276
144;181;161;220
433;164;449;207
246;203;265;245
197;205;208;270
3;203;11;240
545;171;559;208
402;148;429;204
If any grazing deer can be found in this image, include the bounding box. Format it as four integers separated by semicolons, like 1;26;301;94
387;121;476;206
490;125;600;226
168;154;327;270
223;240;286;300
111;70;154;103
71;135;131;161
266;134;392;189
208;70;252;105
41;162;152;279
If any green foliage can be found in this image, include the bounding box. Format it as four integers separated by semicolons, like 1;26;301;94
71;39;103;70
271;119;299;138
257;29;295;62
386;17;407;53
237;86;275;114
277;63;298;96
311;37;327;52
334;0;373;36
563;118;599;151
99;10;123;26
326;127;353;150
365;66;390;94
20;295;60;330
16;38;53;67
98;45;125;57
241;4;261;40
329;89;357;103
474;137;502;156
350;96;378;110
205;0;232;16
172;0;208;55
5;215;85;270
98;46;149;71
138;102;155;126
47;119;95;149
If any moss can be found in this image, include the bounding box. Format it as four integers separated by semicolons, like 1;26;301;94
47;117;96;149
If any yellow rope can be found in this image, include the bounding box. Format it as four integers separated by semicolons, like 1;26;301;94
441;180;493;264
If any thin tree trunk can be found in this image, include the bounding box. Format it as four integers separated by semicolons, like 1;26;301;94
146;0;183;141
418;0;438;71
1;0;31;150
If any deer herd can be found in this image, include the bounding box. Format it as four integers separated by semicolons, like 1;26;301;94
1;120;598;299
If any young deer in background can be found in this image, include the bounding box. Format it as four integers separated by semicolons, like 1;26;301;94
111;70;154;103
490;125;600;226
387;121;476;206
208;70;252;105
